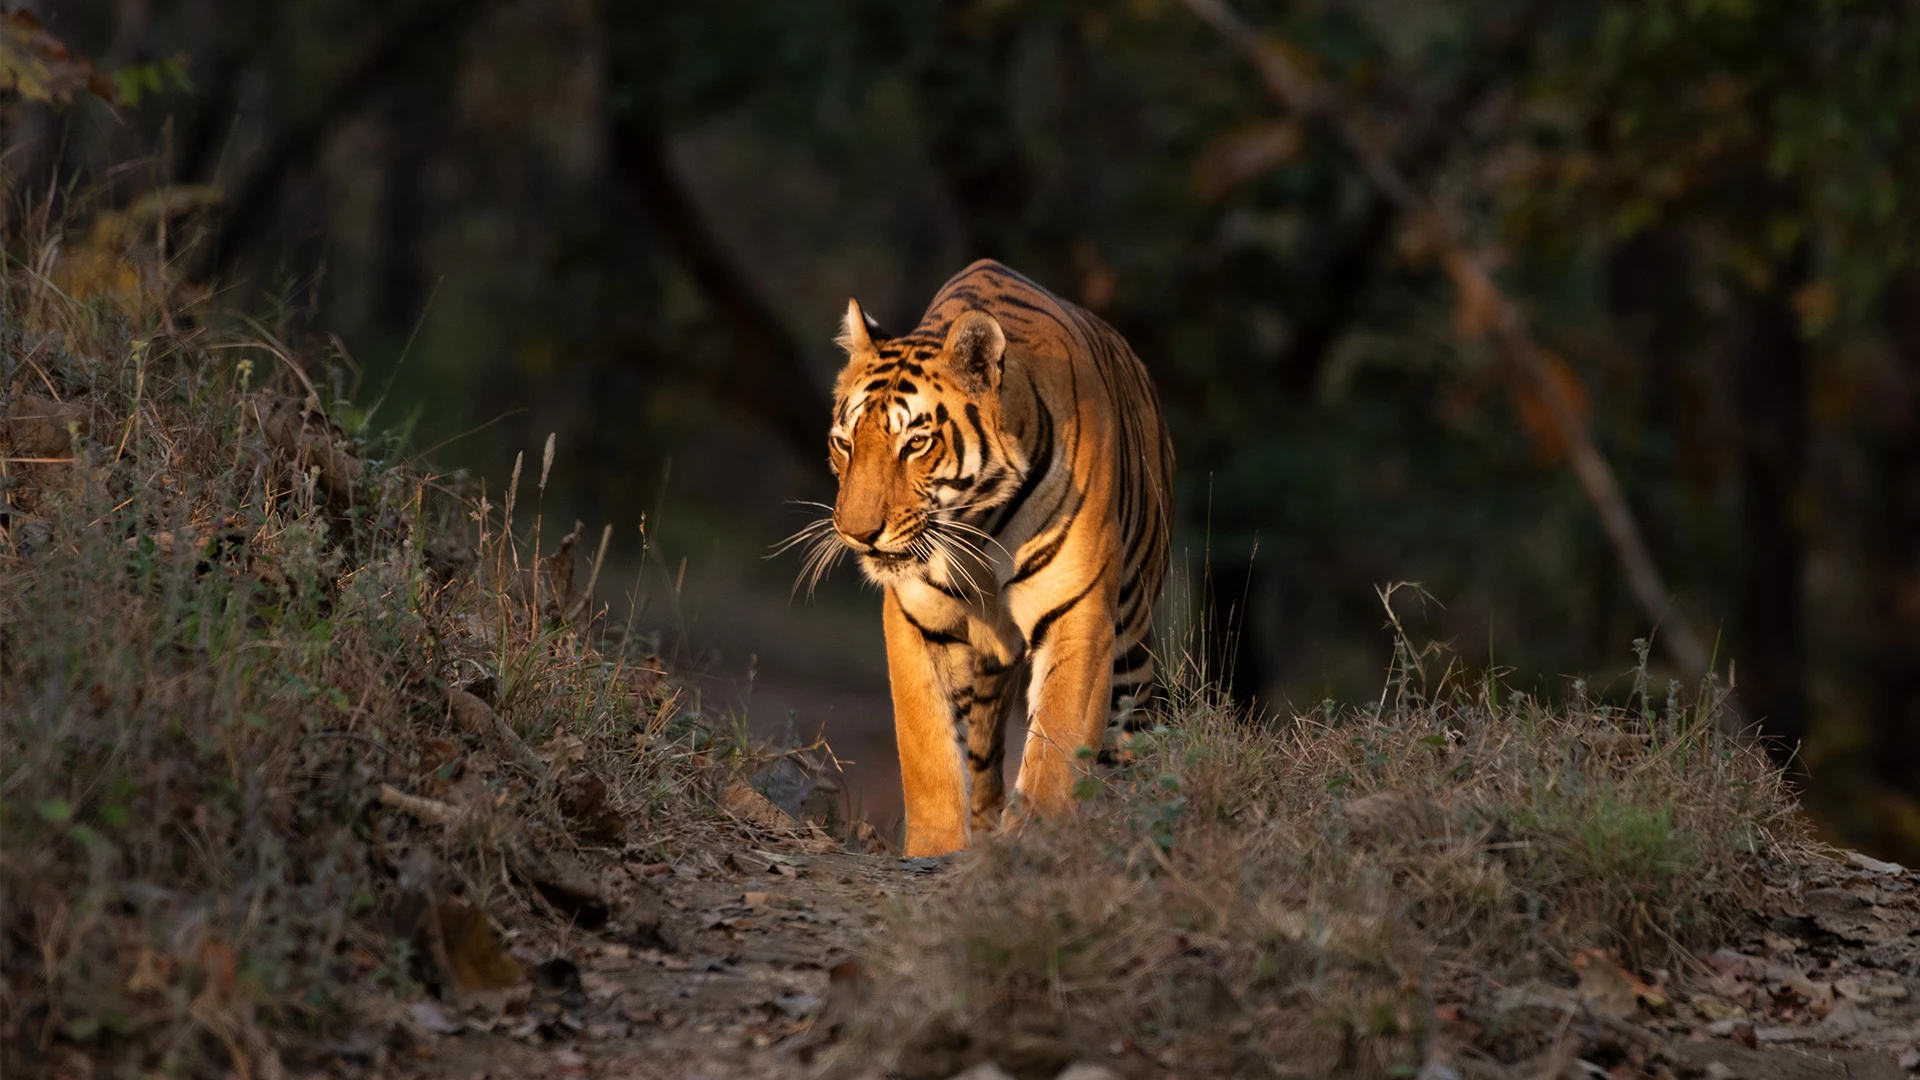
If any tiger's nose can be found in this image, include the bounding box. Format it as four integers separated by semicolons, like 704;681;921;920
839;523;884;548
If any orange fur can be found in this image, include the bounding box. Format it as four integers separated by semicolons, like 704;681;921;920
824;261;1173;855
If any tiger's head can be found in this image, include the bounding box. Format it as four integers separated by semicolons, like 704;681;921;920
826;298;1013;585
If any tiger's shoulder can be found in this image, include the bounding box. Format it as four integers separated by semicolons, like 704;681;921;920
914;259;1102;358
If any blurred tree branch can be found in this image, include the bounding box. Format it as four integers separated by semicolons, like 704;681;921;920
1183;0;1719;699
608;115;830;462
200;0;485;281
1274;4;1544;396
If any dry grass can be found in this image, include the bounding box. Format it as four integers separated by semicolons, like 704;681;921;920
837;603;1807;1079
0;183;732;1077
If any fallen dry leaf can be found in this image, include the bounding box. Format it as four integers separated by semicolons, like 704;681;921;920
723;782;797;832
125;946;175;997
197;939;236;1000
1573;948;1641;1020
438;899;526;993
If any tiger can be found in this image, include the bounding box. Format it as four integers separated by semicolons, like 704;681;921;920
816;259;1174;857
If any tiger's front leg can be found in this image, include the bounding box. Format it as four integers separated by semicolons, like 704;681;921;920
882;588;971;856
1011;592;1117;818
965;647;1025;831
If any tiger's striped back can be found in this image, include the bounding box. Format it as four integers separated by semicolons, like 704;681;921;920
910;261;1174;741
822;259;1174;853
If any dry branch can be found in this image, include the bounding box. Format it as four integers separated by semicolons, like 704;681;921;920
378;783;464;827
1183;0;1715;691
448;687;542;772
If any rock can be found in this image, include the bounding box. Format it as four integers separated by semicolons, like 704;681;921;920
1055;1065;1123;1080
1802;886;1870;914
1339;790;1448;842
408;999;462;1035
1846;850;1906;876
5;394;88;456
773;992;822;1020
513;844;610;928
561;771;628;843
1705;1019;1757;1049
947;1065;1015;1080
1815;998;1883;1039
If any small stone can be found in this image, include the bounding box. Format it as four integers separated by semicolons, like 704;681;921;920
408;999;461;1035
773;993;822;1020
1846;850;1906;876
583;1018;631;1040
1802;886;1870;913
1055;1064;1124;1080
1704;1064;1738;1080
947;1064;1016;1080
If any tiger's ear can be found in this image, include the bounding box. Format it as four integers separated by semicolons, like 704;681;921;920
942;310;1006;393
836;298;888;356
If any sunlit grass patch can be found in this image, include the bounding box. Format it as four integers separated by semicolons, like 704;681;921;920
0;184;729;1077
835;603;1805;1079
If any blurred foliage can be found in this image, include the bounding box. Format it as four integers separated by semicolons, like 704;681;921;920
11;0;1920;856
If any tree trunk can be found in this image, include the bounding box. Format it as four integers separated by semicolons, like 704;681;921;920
1865;273;1920;797
1730;243;1811;766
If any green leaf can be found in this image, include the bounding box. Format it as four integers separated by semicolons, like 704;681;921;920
37;798;73;824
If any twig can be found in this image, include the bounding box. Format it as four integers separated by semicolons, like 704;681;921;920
1183;0;1716;695
447;687;543;773
378;783;464;827
565;523;613;624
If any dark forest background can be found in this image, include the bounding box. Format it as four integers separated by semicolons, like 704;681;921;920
9;0;1920;857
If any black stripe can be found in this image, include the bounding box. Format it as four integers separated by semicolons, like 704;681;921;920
988;386;1053;534
1026;576;1100;652
964;404;990;459
944;414;969;467
1008;524;1070;584
929;575;970;600
990;293;1055;320
1112;640;1152;674
900;606;967;646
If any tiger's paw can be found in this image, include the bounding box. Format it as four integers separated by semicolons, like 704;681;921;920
998;795;1035;837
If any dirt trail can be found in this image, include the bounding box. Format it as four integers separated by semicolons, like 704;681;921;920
412;844;934;1080
391;831;1920;1080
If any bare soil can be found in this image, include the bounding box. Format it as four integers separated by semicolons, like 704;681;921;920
368;817;1920;1080
400;842;938;1080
